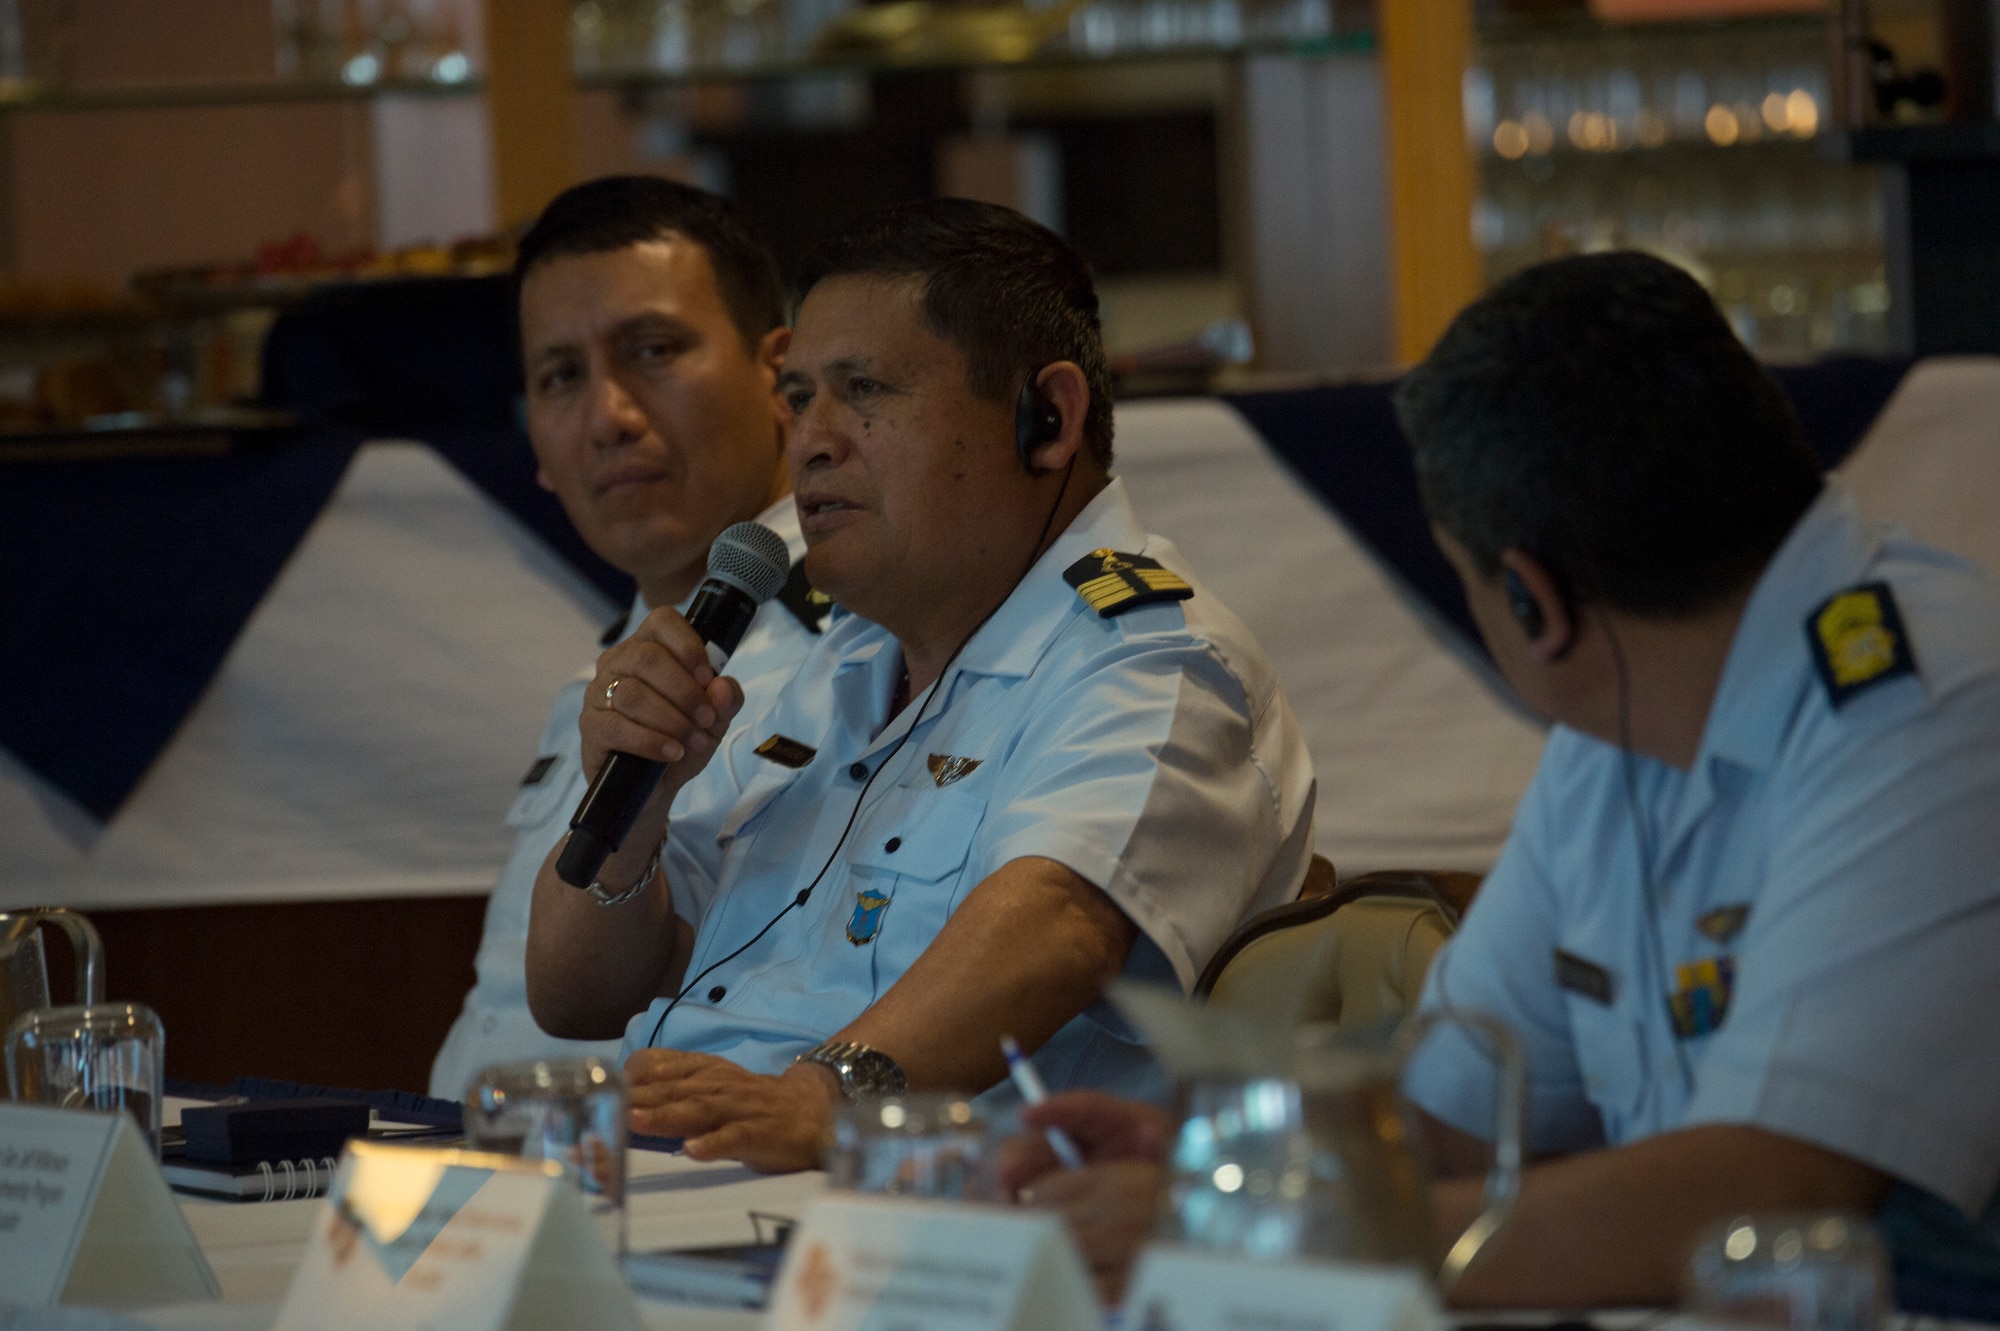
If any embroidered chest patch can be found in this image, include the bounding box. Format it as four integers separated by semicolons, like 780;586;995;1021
1668;957;1736;1039
847;890;891;945
1063;548;1194;618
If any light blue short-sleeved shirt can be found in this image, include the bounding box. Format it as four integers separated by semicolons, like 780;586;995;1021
1407;484;2000;1218
428;497;819;1100
622;478;1318;1108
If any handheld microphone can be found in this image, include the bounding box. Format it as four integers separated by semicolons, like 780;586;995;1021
556;520;792;889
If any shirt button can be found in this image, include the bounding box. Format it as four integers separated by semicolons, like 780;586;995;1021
848;762;869;781
707;985;727;1003
884;837;902;853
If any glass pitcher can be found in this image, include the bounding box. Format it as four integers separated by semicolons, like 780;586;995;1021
1162;1010;1524;1293
0;909;105;1077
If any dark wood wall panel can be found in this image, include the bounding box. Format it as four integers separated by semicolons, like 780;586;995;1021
49;896;487;1095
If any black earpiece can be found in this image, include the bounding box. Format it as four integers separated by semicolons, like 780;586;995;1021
1505;568;1546;640
1014;367;1062;475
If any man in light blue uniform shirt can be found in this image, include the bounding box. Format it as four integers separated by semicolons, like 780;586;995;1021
1001;253;2000;1313
526;201;1315;1173
429;178;825;1099
1394;253;2000;1308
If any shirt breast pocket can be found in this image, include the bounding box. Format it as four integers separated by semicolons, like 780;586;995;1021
716;763;809;851
1565;998;1650;1145
814;784;988;998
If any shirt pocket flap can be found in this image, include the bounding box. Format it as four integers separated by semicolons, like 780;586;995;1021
717;763;808;844
845;789;986;882
504;756;575;829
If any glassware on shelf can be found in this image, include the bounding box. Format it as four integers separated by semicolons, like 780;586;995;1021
1471;15;1889;356
1471;19;1829;159
276;0;473;85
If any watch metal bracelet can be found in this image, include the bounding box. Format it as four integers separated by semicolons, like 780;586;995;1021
794;1040;908;1100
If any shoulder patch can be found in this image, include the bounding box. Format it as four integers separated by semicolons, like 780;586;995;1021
1807;580;1916;708
598;611;630;646
775;559;833;634
1062;548;1193;618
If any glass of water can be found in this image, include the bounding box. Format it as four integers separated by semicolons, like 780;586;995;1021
1685;1212;1887;1331
463;1055;629;1254
5;1002;165;1155
827;1094;995;1201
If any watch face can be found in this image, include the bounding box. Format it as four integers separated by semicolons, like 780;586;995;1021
844;1050;906;1097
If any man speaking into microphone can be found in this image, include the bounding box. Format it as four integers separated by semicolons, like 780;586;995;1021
526;200;1316;1172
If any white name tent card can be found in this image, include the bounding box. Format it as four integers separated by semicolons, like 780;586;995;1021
1121;1246;1448;1331
274;1140;642;1331
763;1194;1099;1331
0;1102;219;1309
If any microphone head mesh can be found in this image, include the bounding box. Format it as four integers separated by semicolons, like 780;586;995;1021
706;521;792;604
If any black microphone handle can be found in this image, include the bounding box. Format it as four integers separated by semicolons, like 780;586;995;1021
556;753;667;886
555;578;761;888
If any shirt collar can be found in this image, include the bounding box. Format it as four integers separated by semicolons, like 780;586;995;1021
953;476;1145;680
1699;482;1881;770
830;478;1146;761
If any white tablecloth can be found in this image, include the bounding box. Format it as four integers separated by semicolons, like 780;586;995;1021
8;362;1997;910
0;443;617;910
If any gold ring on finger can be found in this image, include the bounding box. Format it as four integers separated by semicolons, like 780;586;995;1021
604;677;622;710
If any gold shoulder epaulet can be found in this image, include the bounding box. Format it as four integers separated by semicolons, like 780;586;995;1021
1062;548;1193;618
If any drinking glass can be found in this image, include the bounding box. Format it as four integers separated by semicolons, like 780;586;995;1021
826;1094;994;1201
1685;1212;1887;1331
1163;1074;1320;1260
5;1002;165;1155
463;1055;628;1254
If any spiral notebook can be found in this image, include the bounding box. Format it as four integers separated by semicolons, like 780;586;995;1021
161;1076;463;1202
164;1153;347;1202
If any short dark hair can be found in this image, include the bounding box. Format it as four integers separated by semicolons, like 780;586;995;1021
1393;251;1822;618
796;199;1115;468
513;175;786;352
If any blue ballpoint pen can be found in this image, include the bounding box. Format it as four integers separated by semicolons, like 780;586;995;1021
1000;1035;1086;1171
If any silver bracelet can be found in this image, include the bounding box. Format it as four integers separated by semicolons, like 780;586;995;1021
585;839;663;907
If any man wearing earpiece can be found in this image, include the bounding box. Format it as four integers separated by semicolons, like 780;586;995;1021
1004;252;2000;1307
524;199;1317;1172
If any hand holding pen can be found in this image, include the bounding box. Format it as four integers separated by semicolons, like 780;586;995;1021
1001;1034;1086;1170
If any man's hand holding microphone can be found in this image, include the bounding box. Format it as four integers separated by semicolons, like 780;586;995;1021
526;522;789;1043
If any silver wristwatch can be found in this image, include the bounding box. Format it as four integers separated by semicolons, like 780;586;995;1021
794;1041;907;1100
